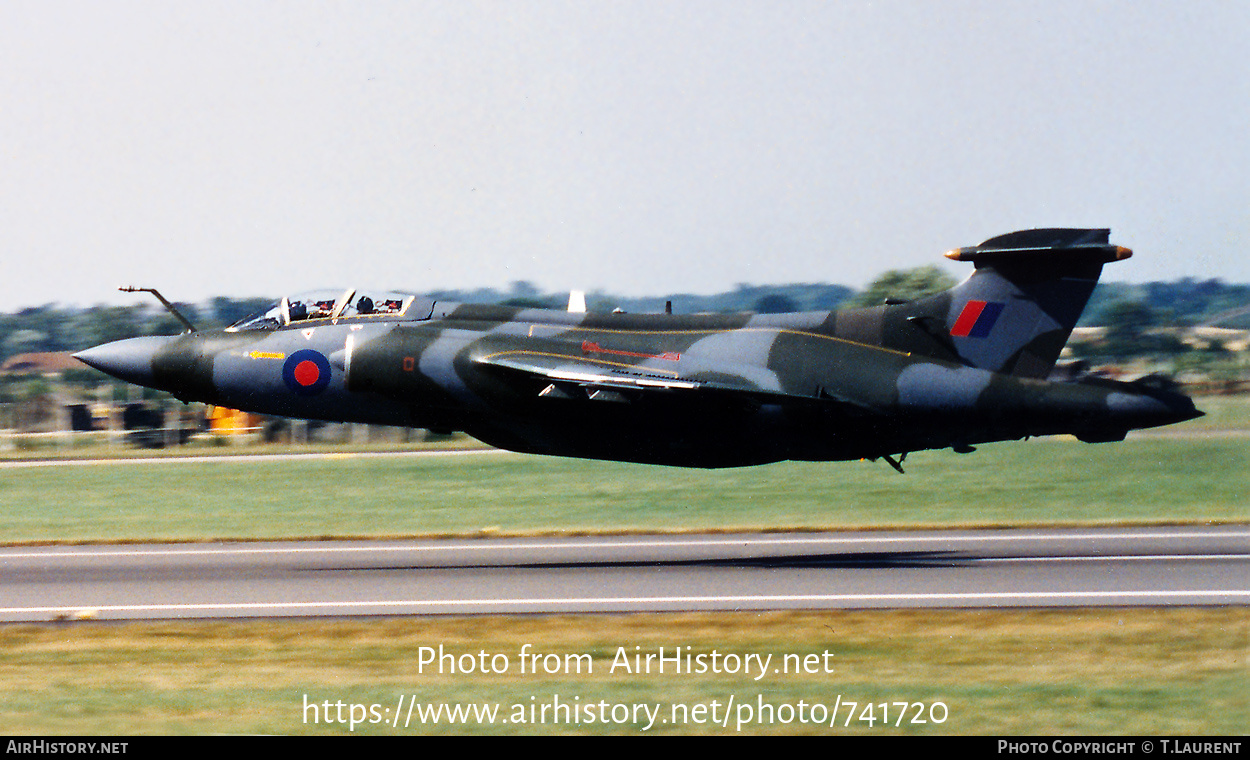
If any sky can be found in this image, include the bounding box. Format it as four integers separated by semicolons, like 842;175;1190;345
2;1;1248;310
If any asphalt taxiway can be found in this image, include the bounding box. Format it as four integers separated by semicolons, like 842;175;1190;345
0;526;1246;621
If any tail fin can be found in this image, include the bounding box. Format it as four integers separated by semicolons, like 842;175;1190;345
904;229;1131;378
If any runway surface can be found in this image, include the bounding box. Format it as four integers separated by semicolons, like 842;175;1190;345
0;526;1246;621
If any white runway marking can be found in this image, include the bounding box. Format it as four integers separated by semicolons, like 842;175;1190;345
2;528;1242;620
3;589;1248;617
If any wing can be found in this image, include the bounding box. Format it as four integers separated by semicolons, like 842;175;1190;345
472;349;877;415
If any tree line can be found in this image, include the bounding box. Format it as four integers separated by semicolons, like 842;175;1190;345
3;271;1247;367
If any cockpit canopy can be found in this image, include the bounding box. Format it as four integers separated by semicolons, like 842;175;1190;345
226;289;433;331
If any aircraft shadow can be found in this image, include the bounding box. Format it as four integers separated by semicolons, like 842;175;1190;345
335;550;975;572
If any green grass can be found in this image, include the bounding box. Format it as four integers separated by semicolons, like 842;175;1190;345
0;419;1243;736
1171;394;1250;432
0;609;1244;735
0;437;1245;543
0;430;486;460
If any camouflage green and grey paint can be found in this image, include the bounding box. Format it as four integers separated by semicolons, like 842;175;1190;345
75;229;1202;468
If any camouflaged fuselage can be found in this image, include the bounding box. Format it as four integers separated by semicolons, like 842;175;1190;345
76;229;1203;468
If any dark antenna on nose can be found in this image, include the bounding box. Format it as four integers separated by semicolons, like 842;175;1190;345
119;286;197;333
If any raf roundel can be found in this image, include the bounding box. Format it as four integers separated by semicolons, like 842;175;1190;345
282;349;332;396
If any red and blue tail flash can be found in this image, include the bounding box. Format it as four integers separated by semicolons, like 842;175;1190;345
950;300;1006;338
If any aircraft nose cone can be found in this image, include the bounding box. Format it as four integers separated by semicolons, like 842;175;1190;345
73;336;174;386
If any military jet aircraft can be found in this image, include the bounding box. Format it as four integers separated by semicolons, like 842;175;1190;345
75;229;1201;469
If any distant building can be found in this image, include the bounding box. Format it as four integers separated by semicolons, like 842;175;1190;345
0;352;87;376
1182;327;1250;352
1066;326;1250;354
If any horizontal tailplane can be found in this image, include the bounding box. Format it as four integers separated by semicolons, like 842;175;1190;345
917;228;1130;378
